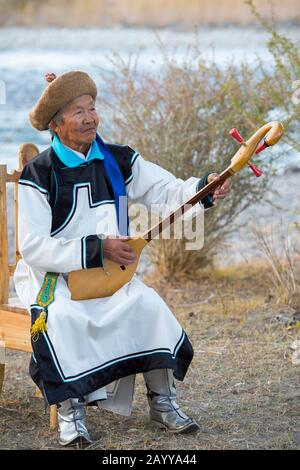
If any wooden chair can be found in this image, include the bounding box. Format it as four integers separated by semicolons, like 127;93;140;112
0;143;58;429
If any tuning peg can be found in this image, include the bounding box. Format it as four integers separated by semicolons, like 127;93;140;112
255;139;269;154
248;162;263;177
229;128;246;145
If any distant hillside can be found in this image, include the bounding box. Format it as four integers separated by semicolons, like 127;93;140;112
0;0;299;28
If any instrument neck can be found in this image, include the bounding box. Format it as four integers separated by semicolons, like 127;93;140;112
142;168;233;242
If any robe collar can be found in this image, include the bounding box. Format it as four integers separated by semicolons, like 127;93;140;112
52;133;104;168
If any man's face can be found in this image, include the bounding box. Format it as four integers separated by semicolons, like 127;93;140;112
52;94;99;147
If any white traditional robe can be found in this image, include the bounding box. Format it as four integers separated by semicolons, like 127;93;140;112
13;141;214;414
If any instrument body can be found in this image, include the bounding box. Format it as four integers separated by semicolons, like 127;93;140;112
68;237;148;300
68;121;284;300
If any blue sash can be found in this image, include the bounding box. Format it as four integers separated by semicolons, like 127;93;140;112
95;133;129;236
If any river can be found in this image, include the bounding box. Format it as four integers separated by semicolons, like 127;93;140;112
0;25;299;169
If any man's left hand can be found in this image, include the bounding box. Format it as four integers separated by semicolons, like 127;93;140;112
207;173;231;206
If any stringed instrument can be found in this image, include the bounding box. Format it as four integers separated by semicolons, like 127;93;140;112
68;121;284;300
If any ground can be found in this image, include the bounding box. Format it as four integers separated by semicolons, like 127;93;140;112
0;264;299;450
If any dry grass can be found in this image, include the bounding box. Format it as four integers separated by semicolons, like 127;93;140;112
1;263;299;450
251;222;300;307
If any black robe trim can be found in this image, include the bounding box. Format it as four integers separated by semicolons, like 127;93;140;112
29;307;194;405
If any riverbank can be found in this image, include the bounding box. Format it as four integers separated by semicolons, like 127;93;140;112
0;0;299;28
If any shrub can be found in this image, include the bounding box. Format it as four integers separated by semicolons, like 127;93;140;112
99;3;300;278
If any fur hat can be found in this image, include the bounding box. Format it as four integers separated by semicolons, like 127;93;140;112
29;71;98;131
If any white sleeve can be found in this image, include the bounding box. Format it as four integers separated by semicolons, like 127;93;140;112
126;153;209;218
18;183;103;273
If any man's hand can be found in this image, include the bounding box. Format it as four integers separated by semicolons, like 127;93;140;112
207;173;231;206
102;235;137;265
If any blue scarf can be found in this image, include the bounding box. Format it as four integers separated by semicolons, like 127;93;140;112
52;133;129;236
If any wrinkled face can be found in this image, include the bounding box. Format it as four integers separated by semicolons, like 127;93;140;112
50;94;99;148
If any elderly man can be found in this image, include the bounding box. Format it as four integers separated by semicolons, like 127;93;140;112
14;70;230;447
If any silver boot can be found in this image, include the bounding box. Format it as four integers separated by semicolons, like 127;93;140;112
57;398;93;447
143;369;200;434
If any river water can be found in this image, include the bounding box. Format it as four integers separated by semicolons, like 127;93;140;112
0;26;299;170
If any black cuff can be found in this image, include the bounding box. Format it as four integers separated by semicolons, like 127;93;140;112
197;174;215;208
81;235;104;269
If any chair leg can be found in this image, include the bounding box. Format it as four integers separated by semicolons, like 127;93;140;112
0;340;5;397
50;404;58;430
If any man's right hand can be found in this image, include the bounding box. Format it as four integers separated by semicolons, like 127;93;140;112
102;236;138;265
